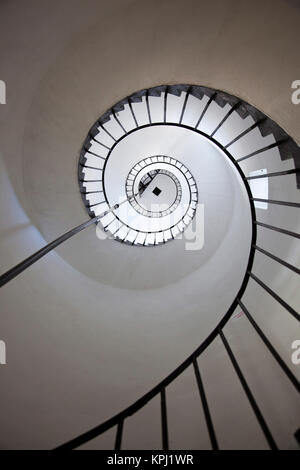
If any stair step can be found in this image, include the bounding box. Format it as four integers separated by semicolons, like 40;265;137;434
130;96;150;127
83;153;105;169
102;115;125;140
198;101;232;135
115;102;137;132
148;92;165;122
214;113;255;146
166;91;187;123
181;93;209;128
229;128;275;161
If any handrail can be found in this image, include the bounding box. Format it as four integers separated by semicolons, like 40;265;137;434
0;201;129;288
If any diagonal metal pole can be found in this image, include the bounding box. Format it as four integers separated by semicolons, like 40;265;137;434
0;196;132;288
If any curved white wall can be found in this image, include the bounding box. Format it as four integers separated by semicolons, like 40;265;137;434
0;0;299;449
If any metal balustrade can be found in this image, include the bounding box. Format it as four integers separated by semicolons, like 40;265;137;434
0;85;299;449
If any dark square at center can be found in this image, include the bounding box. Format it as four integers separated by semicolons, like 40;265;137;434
152;187;162;196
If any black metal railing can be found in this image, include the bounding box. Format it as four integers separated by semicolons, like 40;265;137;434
0;84;299;450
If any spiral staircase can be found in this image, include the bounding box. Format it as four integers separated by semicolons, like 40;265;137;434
0;0;299;451
67;84;300;449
